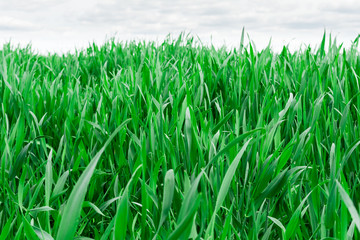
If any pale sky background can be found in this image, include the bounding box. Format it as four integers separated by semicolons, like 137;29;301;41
0;0;359;54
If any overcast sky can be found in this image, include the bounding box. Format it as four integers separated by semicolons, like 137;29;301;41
1;0;359;54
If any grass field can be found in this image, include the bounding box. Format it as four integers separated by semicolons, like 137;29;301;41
1;33;360;239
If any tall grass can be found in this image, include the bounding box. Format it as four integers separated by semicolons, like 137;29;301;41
1;33;360;239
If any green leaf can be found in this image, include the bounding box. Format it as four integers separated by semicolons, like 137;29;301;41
206;128;264;168
51;170;69;199
158;169;175;230
0;212;15;240
29;206;54;214
9;143;31;180
205;138;251;239
325;143;337;228
113;164;143;240
22;216;39;240
211;109;234;134
336;180;360;232
56;120;130;240
268;216;286;234
83;201;105;217
167;194;201;240
285;191;313;240
33;226;54;240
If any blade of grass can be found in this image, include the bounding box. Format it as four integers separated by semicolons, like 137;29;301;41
56;120;130;240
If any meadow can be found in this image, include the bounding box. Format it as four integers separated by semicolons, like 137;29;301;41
1;33;360;239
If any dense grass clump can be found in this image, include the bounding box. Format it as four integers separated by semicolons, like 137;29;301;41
1;33;360;239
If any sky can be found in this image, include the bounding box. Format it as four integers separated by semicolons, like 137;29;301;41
0;0;359;54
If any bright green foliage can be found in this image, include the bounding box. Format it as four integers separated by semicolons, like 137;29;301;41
1;33;360;239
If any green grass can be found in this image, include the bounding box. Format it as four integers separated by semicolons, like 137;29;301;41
1;32;360;239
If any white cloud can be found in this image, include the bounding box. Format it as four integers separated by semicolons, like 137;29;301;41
0;0;359;53
0;16;40;31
